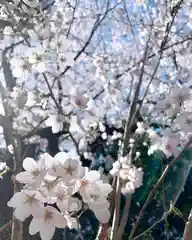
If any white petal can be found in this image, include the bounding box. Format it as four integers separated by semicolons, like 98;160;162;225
44;173;56;182
54;152;68;164
45;116;54;127
70;159;79;169
14;205;31;221
89;199;110;210
42;153;54;169
94;208;110;223
40;222;55;240
23;157;37;171
7;192;25;208
67;216;78;229
29;217;41;235
57;199;68;212
68;198;82;212
78;166;86;178
86;171;100;182
31;205;45;218
79;189;90;203
12;67;23;78
53;213;67;228
24;190;46;203
22;189;37;196
16;172;34;183
59;39;71;51
48;168;58;177
66;53;75;66
99;183;112;196
58;197;81;213
52;121;63;133
36;62;46;73
68;150;80;160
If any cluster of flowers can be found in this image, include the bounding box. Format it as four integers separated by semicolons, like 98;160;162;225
2;0;191;151
8;151;112;240
110;159;144;194
110;136;144;195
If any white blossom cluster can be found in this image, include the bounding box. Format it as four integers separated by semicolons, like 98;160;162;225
110;160;144;194
0;0;191;153
8;151;112;240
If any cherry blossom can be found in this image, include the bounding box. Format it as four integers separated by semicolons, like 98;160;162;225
56;36;72;53
171;87;191;104
77;169;112;223
27;47;47;73
10;58;31;79
175;112;192;133
121;165;144;194
58;52;75;70
69;87;90;109
49;151;84;183
16;153;54;187
8;149;112;238
7;190;45;221
29;206;76;240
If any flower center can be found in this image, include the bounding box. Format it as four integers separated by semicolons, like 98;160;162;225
32;169;40;177
65;165;75;176
186;117;192;125
44;179;57;191
75;97;83;107
21;61;30;71
60;55;66;62
23;194;37;205
44;209;53;222
80;179;89;188
36;55;42;62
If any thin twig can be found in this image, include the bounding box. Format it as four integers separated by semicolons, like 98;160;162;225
116;195;132;239
0;219;14;233
42;73;62;113
110;176;121;240
22;117;48;140
132;212;170;240
68;131;80;155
